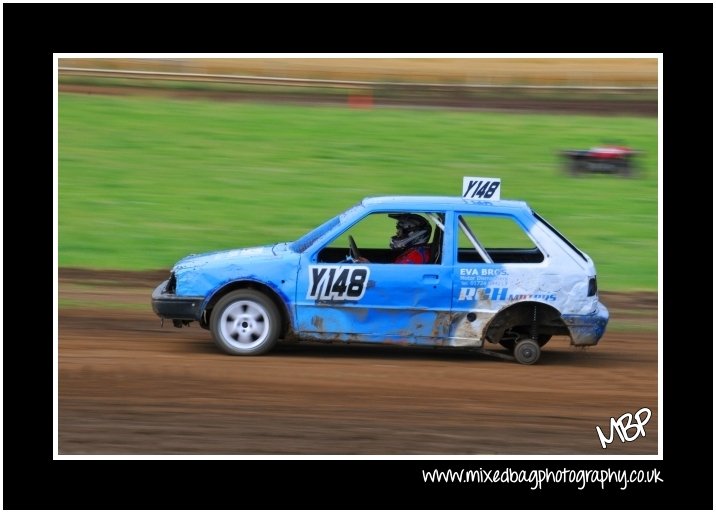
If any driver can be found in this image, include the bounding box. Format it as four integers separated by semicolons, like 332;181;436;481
356;213;432;264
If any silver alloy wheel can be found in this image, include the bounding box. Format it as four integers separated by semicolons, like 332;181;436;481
218;299;270;351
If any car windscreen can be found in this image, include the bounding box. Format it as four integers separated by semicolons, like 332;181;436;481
290;203;363;253
290;216;340;253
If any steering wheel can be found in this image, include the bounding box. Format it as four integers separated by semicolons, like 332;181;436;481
348;235;361;261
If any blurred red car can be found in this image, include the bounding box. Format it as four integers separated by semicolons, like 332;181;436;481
561;145;641;177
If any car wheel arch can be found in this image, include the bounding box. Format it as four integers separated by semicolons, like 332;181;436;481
484;301;566;345
202;280;291;337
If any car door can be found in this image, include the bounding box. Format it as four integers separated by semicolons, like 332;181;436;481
449;211;549;346
294;211;453;345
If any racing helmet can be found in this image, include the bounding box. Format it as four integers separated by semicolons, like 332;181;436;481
388;213;431;251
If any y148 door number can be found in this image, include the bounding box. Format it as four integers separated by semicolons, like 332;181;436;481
307;265;370;301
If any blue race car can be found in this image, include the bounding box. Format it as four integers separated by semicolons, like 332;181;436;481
152;194;608;364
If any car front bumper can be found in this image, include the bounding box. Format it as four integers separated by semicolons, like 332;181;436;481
151;280;204;321
562;301;609;346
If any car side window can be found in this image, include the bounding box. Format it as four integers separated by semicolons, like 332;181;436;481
316;212;444;264
457;214;544;264
315;213;390;263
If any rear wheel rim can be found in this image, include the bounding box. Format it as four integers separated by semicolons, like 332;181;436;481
515;339;540;364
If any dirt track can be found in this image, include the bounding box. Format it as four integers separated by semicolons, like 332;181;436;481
58;83;657;116
58;269;658;455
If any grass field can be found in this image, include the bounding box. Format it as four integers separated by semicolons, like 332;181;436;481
58;93;658;291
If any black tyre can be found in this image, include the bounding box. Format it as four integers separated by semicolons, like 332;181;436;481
568;160;583;176
499;334;551;351
514;338;541;365
618;158;634;177
210;289;280;356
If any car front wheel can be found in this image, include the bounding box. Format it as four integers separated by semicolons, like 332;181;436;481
210;289;280;356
